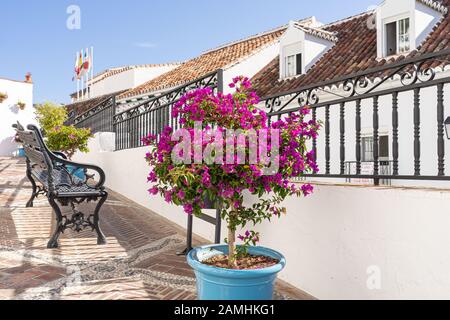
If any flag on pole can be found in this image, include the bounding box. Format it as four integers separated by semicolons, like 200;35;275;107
73;51;83;80
72;47;94;99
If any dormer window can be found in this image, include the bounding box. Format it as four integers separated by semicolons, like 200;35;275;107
279;19;337;80
285;53;302;78
385;17;410;57
376;0;446;59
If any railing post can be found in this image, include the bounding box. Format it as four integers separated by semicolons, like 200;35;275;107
340;102;345;175
392;92;399;176
325;105;331;175
437;83;445;176
414;88;421;176
111;95;116;133
312;107;317;164
373;96;379;186
217;69;224;94
355;99;361;175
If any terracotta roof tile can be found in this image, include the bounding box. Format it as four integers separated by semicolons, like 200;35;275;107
252;1;450;98
91;63;182;86
117;28;287;100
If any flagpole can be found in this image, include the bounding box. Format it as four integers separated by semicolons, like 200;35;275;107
90;46;94;99
81;48;84;101
76;51;80;101
85;47;88;100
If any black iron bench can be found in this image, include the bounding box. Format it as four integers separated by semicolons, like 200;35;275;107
13;123;108;249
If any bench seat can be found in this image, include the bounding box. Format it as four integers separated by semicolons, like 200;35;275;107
13;123;108;249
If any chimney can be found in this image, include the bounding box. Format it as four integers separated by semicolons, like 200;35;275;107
25;72;32;83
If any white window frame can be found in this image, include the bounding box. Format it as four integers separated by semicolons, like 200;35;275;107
284;54;297;78
281;42;303;79
361;132;390;162
383;14;411;57
398;17;410;54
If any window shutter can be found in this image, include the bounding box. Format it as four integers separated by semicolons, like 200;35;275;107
385;22;397;56
296;53;302;75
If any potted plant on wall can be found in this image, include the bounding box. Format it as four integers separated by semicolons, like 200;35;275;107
14;130;25;157
17;101;26;110
34;102;93;179
0;92;8;103
143;77;320;300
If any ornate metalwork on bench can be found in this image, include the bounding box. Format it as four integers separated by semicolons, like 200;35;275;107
262;48;450;185
13;122;108;249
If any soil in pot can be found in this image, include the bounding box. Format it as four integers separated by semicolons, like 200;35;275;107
202;254;279;270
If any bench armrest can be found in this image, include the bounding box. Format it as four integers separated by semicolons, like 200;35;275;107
49;154;106;189
52;151;68;160
26;124;106;190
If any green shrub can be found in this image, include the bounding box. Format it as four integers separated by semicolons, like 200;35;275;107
35;102;92;159
46;126;92;159
35;102;68;133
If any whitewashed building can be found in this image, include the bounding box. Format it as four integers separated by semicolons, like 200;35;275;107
0;74;34;156
72;0;450;299
67;63;181;118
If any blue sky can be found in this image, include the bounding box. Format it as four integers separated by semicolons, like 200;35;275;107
0;0;377;104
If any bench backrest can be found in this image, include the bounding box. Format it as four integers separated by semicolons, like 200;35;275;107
14;123;54;173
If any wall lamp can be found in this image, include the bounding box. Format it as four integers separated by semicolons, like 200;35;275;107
446;117;450;140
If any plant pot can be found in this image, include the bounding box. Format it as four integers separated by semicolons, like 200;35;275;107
66;165;86;181
187;244;286;300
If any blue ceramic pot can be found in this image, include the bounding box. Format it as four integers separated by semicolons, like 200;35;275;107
187;244;286;300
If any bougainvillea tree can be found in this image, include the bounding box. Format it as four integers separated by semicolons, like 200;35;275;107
143;76;320;268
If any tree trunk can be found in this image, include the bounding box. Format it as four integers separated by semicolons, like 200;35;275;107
228;226;237;269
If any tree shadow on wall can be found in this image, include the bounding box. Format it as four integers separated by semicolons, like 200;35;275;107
0;136;17;157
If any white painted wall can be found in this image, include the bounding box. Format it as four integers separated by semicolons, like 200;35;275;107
250;184;450;300
74;135;450;299
415;1;443;46
223;42;281;94
90;69;135;98
304;34;333;72
0;78;34;156
77;65;179;101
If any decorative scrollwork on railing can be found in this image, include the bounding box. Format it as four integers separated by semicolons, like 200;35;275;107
73;96;115;126
265;88;321;113
298;88;320;107
343;75;370;97
400;60;436;86
263;50;448;115
265;96;282;113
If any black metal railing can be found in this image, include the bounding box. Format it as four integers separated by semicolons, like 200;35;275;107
263;48;450;185
345;160;393;185
113;70;223;151
69;96;116;134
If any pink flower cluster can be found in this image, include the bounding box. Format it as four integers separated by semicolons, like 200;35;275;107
144;76;321;243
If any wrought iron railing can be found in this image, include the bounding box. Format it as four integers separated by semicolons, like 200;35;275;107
69;96;116;134
113;70;223;151
263;48;450;185
345;160;393;186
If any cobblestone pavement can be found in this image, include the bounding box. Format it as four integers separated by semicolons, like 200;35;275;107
0;157;314;300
